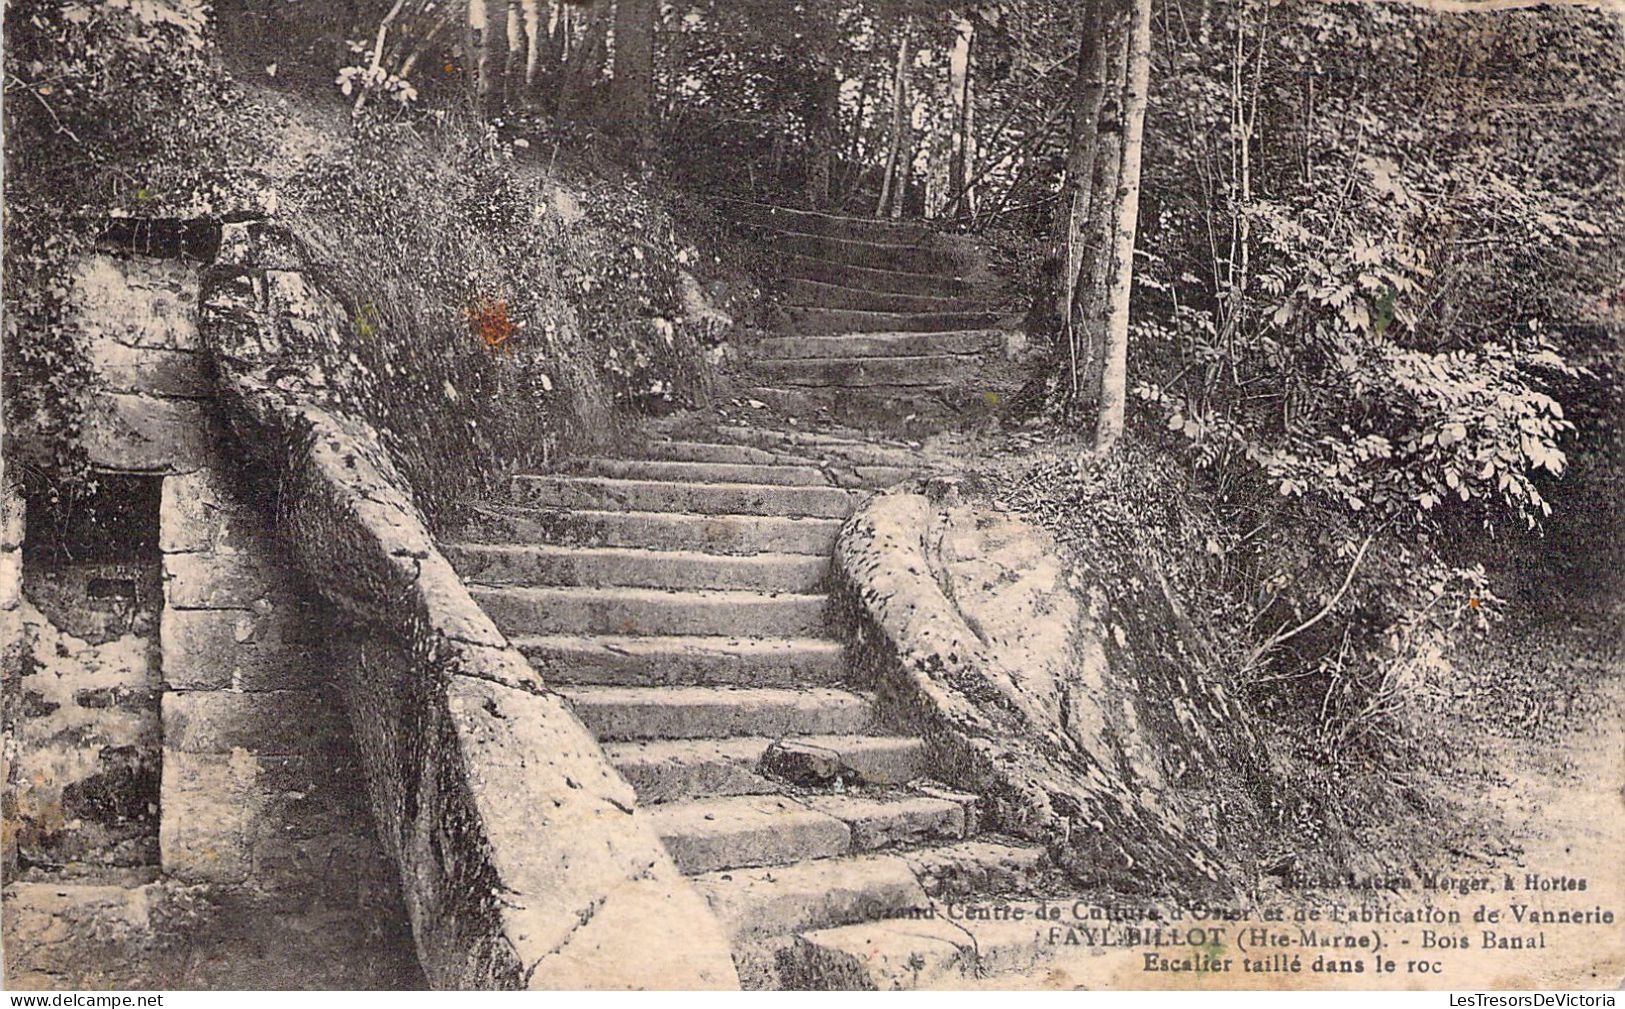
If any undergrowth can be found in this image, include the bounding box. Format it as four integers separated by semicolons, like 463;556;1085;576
983;431;1532;881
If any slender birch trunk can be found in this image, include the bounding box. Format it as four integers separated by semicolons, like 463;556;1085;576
1074;0;1131;415
522;0;541;90
1094;0;1153;450
353;0;407;112
551;1;571;75
876;23;911;218
949;16;976;217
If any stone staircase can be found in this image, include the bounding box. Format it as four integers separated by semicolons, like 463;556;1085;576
725;201;1029;433
444;207;1061;989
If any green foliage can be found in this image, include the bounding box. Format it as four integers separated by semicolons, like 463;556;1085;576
1132;0;1617;537
970;3;1619;827
4;1;738;526
2;216;98;487
1102;0;1623;778
2;0;241;483
1133;198;1579;529
4;0;246;213
994;435;1499;874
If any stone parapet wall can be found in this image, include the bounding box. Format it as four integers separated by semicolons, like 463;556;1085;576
193;220;738;989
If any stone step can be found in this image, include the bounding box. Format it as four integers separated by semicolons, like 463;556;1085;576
782;255;976;298
750;330;1007;361
626;437;910;486
742;386;1012;433
606;735;928;803
649;795;853;874
566;457;833;487
754;354;985;388
560;685;872;740
684;425;926;470
446;543;829;593
609;737;785;803
692;853;929;944
901;840;1051;899
639;440;789;465
721;199;940;244
648;793;967;875
803;794;970;851
463;506;844;556
782;278;990;315
775;232;973;274
471;585;829;637
757;736;928;789
511;475;860;519
514;634;847;688
789;913;1056;991
783;306;1002;335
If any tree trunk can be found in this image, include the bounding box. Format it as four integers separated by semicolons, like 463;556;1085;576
893;114;917;219
805;57;839;208
551;2;571;75
467;0;492;109
353;0;408;112
609;0;655;150
1094;0;1153;451
1054;0;1107;336
522;0;542;90
949;16;976;218
559;0;610;120
503;0;523;107
1073;0;1131;417
876;23;911;218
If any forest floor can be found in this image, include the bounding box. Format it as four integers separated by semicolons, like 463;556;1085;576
935;600;1625;990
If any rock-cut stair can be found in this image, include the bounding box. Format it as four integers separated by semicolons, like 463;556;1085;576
724;200;1029;433
447;426;1055;988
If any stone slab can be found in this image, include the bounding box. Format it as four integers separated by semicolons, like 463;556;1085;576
82;394;211;474
647;795;852;874
160;605;319;691
162;689;336;755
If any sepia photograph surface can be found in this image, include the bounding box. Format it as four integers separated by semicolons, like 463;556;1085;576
0;0;1620;992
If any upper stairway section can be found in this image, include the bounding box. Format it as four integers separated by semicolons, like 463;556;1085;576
717;200;1030;433
722;199;1004;328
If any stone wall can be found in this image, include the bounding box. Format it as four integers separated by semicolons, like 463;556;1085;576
70;255;215;474
10;528;163;873
3;248;421;988
7;220;745;990
194;219;739;989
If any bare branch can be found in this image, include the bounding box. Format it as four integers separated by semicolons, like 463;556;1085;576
1243;534;1376;674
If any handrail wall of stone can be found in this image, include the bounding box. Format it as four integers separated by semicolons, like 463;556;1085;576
195;219;739;990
